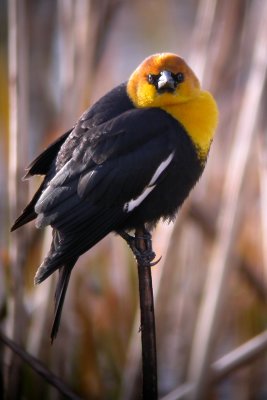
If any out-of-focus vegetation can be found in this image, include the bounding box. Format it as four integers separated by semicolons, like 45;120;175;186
1;0;267;399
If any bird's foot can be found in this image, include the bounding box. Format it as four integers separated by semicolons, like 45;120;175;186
119;229;161;267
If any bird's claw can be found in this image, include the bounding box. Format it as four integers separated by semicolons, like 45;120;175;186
134;248;156;267
149;255;162;267
119;229;161;267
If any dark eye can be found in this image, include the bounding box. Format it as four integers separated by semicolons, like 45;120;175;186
147;74;159;85
174;72;184;83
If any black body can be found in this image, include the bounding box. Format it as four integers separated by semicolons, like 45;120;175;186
12;83;204;340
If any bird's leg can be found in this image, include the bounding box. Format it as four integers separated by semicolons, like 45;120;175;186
135;228;155;266
119;228;161;267
118;230;136;257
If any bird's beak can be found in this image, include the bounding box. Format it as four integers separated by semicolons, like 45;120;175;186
157;70;176;91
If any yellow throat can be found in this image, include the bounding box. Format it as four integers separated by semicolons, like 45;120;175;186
161;91;218;161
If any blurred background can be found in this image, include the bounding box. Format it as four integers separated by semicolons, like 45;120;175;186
1;0;267;399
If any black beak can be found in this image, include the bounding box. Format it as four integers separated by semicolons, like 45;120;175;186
157;70;176;93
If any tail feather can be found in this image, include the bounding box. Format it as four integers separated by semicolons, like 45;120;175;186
50;262;76;343
35;208;125;286
32;208;126;341
11;180;46;231
34;230;61;285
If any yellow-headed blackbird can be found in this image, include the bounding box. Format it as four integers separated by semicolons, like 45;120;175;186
12;53;218;340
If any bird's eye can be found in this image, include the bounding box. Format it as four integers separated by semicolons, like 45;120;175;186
147;74;159;85
174;72;184;83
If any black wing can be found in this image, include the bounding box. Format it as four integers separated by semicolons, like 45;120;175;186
34;106;178;281
11;83;189;342
11;83;132;231
11;130;72;231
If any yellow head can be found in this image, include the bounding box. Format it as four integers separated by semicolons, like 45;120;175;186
127;53;201;108
127;53;218;161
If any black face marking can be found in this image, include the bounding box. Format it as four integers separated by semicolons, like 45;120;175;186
157;86;176;94
147;74;159;85
147;71;184;93
175;72;184;83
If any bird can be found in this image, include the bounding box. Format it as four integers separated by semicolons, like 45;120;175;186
11;53;218;341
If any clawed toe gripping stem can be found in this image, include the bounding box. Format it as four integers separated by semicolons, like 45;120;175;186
119;229;161;267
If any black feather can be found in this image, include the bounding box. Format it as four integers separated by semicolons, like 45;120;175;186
50;262;76;343
11;130;72;232
12;82;204;340
24;129;71;179
11;180;46;231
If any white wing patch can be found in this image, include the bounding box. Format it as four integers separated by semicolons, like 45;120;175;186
124;185;155;213
123;152;174;213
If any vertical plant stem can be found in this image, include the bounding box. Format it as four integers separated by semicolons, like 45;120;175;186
7;0;28;397
258;136;267;285
187;3;267;399
135;227;158;399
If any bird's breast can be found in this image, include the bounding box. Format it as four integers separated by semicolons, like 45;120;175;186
160;91;218;162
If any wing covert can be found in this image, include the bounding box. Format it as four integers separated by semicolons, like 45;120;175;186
35;107;180;229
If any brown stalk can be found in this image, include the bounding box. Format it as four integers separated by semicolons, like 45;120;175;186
187;2;267;398
135;227;158;399
6;0;28;397
161;330;267;400
0;330;81;400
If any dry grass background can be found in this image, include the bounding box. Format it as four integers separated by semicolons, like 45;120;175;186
1;0;267;399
